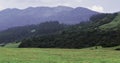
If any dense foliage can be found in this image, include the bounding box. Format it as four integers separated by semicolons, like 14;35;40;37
19;13;120;48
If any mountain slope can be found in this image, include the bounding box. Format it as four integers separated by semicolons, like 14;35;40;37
19;13;120;48
100;13;120;30
0;6;98;31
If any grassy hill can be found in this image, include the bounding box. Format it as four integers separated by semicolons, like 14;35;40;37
100;13;120;30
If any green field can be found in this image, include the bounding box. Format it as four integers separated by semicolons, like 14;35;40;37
0;47;120;63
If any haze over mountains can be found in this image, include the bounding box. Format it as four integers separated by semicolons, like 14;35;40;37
0;6;98;31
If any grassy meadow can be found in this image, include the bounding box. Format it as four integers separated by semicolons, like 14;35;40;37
0;46;120;63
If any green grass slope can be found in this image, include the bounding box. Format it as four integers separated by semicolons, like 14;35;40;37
0;48;120;63
100;13;120;30
4;43;21;48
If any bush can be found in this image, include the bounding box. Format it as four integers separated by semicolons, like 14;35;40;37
115;48;120;50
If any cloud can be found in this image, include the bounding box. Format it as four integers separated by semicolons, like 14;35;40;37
90;5;104;12
0;5;3;10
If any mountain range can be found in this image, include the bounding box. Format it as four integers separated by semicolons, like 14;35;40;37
0;6;120;48
0;6;98;31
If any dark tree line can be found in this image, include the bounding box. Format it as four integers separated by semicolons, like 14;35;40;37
19;28;120;48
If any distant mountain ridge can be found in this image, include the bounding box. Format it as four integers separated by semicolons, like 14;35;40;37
0;6;98;31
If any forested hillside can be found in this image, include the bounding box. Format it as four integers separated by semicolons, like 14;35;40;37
19;13;120;48
0;12;120;48
0;21;68;43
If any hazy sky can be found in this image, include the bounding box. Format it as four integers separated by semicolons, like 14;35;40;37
0;0;119;13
